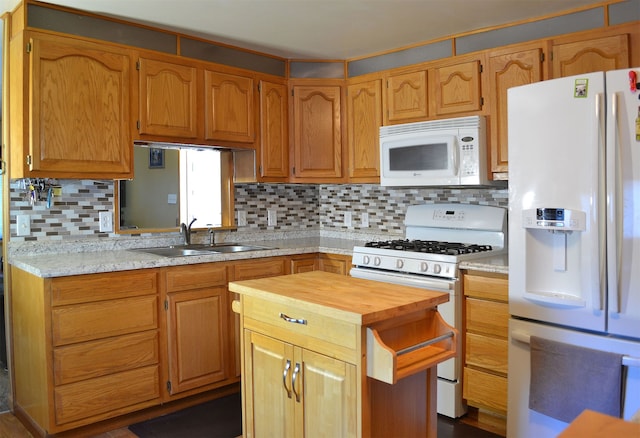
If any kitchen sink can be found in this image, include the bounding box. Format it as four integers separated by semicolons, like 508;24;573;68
132;243;275;257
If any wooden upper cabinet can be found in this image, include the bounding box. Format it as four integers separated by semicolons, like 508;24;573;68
551;34;629;78
347;79;382;182
259;80;289;180
12;33;133;178
488;45;544;177
291;83;344;181
137;57;199;138
204;70;255;143
431;59;483;116
384;70;428;124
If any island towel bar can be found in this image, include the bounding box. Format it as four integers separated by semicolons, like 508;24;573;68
396;331;455;356
511;330;640;367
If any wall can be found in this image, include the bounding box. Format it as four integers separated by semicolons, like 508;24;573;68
8;179;508;248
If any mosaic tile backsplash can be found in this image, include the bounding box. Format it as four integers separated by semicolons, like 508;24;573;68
8;179;508;244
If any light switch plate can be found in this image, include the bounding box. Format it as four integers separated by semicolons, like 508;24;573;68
17;215;31;236
99;211;113;232
344;211;352;227
361;212;369;228
237;210;247;227
267;209;277;226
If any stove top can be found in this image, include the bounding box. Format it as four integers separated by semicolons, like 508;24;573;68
364;239;493;255
352;203;507;279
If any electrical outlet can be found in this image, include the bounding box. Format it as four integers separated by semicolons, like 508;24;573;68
237;210;247;227
267;209;277;226
17;215;31;236
344;211;352;227
361;212;369;228
99;211;113;233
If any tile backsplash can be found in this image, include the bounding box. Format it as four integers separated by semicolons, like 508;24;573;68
8;179;508;245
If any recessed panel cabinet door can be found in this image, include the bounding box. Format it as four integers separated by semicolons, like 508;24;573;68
259;80;289;179
552;34;629;78
291;85;343;180
166;287;228;395
138;57;198;138
29;34;133;177
347;79;382;182
205;70;255;143
488;46;544;176
431;59;482;116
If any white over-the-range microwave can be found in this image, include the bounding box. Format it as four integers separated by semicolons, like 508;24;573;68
380;115;490;187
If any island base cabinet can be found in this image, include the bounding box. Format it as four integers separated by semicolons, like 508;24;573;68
243;330;357;438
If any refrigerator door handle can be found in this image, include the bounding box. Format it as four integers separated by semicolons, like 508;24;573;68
511;329;640;367
596;92;606;312
608;91;623;315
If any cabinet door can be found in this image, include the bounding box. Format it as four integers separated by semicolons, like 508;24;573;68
318;254;352;275
291;85;343;180
166;286;228;394
259;80;289;179
299;348;357;438
551;34;629;78
488;46;544;176
204;70;255;143
138;57;198;138
384;70;428;124
347;79;382;182
28;34;132;177
244;331;295;438
431;59;482;116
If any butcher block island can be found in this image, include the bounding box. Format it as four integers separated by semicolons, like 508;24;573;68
229;271;457;438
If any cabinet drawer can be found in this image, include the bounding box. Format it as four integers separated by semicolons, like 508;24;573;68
466;298;508;338
234;258;288;280
53;331;159;385
52;270;158;306
166;263;227;292
463;273;508;302
242;296;358;361
465;332;508;375
463;367;507;415
54;365;160;425
52;295;158;346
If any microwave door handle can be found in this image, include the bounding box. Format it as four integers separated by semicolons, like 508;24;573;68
452;138;459;175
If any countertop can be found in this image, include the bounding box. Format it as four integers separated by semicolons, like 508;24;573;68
229;270;451;325
9;236;509;278
9;237;364;278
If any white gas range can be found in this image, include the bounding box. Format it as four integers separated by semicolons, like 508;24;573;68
350;203;507;418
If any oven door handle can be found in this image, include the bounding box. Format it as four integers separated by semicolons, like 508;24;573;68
350;267;455;292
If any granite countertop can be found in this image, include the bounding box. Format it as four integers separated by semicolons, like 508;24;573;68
460;254;509;275
9;237;366;278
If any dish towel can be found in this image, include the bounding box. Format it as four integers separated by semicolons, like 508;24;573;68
529;336;623;423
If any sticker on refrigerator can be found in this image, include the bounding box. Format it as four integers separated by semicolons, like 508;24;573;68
574;79;588;98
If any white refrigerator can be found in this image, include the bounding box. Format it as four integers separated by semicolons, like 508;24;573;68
507;68;640;437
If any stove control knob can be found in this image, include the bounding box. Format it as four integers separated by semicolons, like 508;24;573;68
433;264;442;274
363;256;370;265
420;262;429;272
396;259;404;269
374;257;381;266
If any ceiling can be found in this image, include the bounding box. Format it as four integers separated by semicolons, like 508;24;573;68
2;0;612;59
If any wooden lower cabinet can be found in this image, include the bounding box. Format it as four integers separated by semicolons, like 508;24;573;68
243;330;357;437
164;263;232;397
290;253;352;275
462;270;509;435
11;267;161;434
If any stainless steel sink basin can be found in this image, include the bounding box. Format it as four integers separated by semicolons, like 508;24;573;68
133;243;275;257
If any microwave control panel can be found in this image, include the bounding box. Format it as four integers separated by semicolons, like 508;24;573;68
459;133;480;178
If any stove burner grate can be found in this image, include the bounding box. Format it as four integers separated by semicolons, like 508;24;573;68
364;239;493;255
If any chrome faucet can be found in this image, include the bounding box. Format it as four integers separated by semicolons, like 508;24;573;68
180;218;197;245
208;228;215;246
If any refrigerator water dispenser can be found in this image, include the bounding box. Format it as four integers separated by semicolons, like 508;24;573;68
521;208;589;307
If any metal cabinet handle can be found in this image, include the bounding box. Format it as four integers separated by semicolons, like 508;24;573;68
292;362;301;402
279;312;307;325
282;359;292;398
